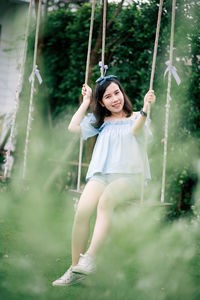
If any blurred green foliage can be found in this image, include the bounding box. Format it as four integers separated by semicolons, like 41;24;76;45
0;173;200;299
0;2;200;298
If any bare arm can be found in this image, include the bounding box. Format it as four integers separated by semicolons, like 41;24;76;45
68;84;92;133
132;90;156;135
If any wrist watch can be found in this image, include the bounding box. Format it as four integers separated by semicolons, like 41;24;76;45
140;109;147;117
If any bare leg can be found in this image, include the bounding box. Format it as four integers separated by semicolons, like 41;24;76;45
71;180;105;266
87;179;135;256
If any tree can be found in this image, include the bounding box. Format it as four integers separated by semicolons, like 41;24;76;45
46;0;90;11
20;0;199;212
42;0;165;114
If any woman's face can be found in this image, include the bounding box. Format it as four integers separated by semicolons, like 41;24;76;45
101;82;124;114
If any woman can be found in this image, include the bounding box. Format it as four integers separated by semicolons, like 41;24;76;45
52;76;155;286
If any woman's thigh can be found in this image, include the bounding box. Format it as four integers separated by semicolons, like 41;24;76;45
76;180;106;218
98;177;139;210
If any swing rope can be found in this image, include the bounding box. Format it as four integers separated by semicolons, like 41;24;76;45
22;0;42;179
85;0;96;86
3;0;33;179
76;0;107;193
76;0;169;205
101;0;107;77
76;0;96;192
149;0;163;91
161;0;177;203
140;0;163;203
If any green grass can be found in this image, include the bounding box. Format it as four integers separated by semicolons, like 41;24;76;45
0;179;200;300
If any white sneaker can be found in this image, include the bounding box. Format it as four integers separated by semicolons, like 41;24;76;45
52;266;85;286
72;253;96;275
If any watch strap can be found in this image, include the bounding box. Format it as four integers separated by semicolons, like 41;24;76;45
140;110;147;117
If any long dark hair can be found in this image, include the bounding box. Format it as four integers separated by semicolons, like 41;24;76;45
91;79;133;128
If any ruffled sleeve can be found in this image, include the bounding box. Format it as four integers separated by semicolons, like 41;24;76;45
80;113;99;140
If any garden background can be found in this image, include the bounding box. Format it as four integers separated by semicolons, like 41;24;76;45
0;0;200;299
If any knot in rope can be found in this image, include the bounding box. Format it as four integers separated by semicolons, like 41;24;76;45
96;61;117;85
29;65;43;85
164;60;181;86
99;61;108;76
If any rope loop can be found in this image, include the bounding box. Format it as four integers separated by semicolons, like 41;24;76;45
23;0;42;179
161;0;177;203
140;0;163;203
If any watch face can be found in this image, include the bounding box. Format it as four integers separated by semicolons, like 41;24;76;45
140;110;147;117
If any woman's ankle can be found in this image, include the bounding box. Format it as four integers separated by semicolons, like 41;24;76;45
86;249;96;257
